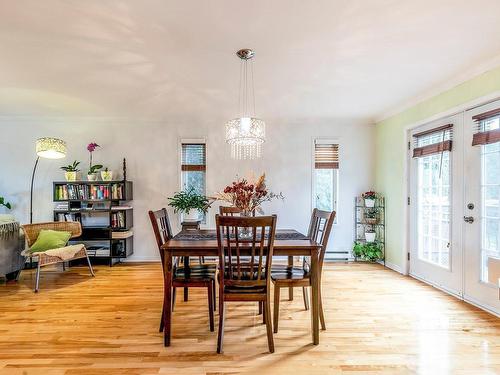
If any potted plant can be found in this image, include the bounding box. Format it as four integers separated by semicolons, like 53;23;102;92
362;191;377;208
365;228;376;242
60;161;80;181
101;167;113;181
364;209;378;225
87;142;102;181
0;196;11;210
168;189;211;222
352;241;383;262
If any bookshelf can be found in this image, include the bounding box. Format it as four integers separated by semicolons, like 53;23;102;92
53;180;133;266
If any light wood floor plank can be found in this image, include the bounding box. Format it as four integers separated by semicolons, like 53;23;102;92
0;263;499;374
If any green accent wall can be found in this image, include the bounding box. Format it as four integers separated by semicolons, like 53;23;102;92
375;65;500;269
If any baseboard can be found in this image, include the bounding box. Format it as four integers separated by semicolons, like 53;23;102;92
122;257;160;263
384;261;404;274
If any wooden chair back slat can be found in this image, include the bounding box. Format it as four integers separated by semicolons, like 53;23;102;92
148;208;174;266
306;209;336;270
22;221;82;247
216;214;277;289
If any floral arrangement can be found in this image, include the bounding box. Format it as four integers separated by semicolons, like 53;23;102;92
87;142;102;175
362;191;377;200
216;173;284;214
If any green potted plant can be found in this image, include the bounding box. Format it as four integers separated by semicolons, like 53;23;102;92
101;167;113;181
353;241;383;262
168;189;211;222
362;191;377;208
60;161;80;181
364;209;378;225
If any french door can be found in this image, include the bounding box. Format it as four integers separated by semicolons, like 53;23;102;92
409;100;500;315
409;113;464;297
463;100;500;314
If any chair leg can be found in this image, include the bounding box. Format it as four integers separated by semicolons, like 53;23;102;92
302;286;310;310
212;280;216;312
264;298;275;353
34;262;41;293
262;300;266;324
319;287;326;330
273;285;280;333
85;252;95;277
62;262;66;271
207;283;214;332
159;304;165;332
288;286;293;301
184;287;188;301
172;287;176;311
217;301;225;354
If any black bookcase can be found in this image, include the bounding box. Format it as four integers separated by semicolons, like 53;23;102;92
53;180;133;266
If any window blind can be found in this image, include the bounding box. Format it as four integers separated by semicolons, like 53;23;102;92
181;143;206;171
315;144;339;169
412;124;453;158
472;108;500;146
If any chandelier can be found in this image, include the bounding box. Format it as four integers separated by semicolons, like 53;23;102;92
225;49;265;159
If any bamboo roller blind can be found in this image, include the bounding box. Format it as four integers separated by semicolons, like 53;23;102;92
315;144;339;169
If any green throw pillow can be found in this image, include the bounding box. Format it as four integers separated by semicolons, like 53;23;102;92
29;229;72;253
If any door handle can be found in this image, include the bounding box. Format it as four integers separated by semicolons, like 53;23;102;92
463;216;474;223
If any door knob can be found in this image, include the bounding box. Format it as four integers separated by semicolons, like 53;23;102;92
464;216;474;223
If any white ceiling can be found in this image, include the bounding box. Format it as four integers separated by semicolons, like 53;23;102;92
1;0;500;122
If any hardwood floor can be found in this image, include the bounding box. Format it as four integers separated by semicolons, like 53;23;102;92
0;262;499;374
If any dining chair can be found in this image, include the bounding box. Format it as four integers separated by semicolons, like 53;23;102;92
215;214;277;354
219;206;263;316
148;208;217;333
271;208;335;333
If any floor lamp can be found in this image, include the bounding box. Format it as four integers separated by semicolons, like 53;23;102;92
30;138;67;223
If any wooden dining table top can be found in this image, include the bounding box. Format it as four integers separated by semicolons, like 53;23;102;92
162;229;322;255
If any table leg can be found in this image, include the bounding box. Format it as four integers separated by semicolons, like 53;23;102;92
310;248;320;345
163;250;173;346
183;256;190;301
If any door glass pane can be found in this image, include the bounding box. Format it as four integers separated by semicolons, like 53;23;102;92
417;152;451;268
481;142;500;282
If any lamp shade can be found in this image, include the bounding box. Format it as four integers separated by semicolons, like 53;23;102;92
35;137;67;159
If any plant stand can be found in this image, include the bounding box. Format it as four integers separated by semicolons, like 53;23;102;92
353;195;385;265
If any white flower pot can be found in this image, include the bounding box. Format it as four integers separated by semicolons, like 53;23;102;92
101;171;113;181
87;173;98;181
184;209;199;222
365;232;376;242
64;172;77;181
364;198;375;208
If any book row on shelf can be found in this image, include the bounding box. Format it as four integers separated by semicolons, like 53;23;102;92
56;213;80;222
55;184;125;201
111;211;126;228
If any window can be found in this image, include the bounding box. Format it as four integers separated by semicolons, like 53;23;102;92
413;125;453;268
313;141;339;215
181;142;206;219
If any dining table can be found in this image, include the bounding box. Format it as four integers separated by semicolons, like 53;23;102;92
160;229;322;347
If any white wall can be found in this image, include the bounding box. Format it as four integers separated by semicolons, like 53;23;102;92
0;115;374;261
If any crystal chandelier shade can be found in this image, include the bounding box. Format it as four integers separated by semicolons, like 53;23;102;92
225;49;266;160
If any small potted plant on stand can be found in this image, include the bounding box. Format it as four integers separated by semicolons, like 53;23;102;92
362;191;377;208
101;167;113;181
365;228;376;242
86;142;102;181
60;161;80;181
168;189;211;222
